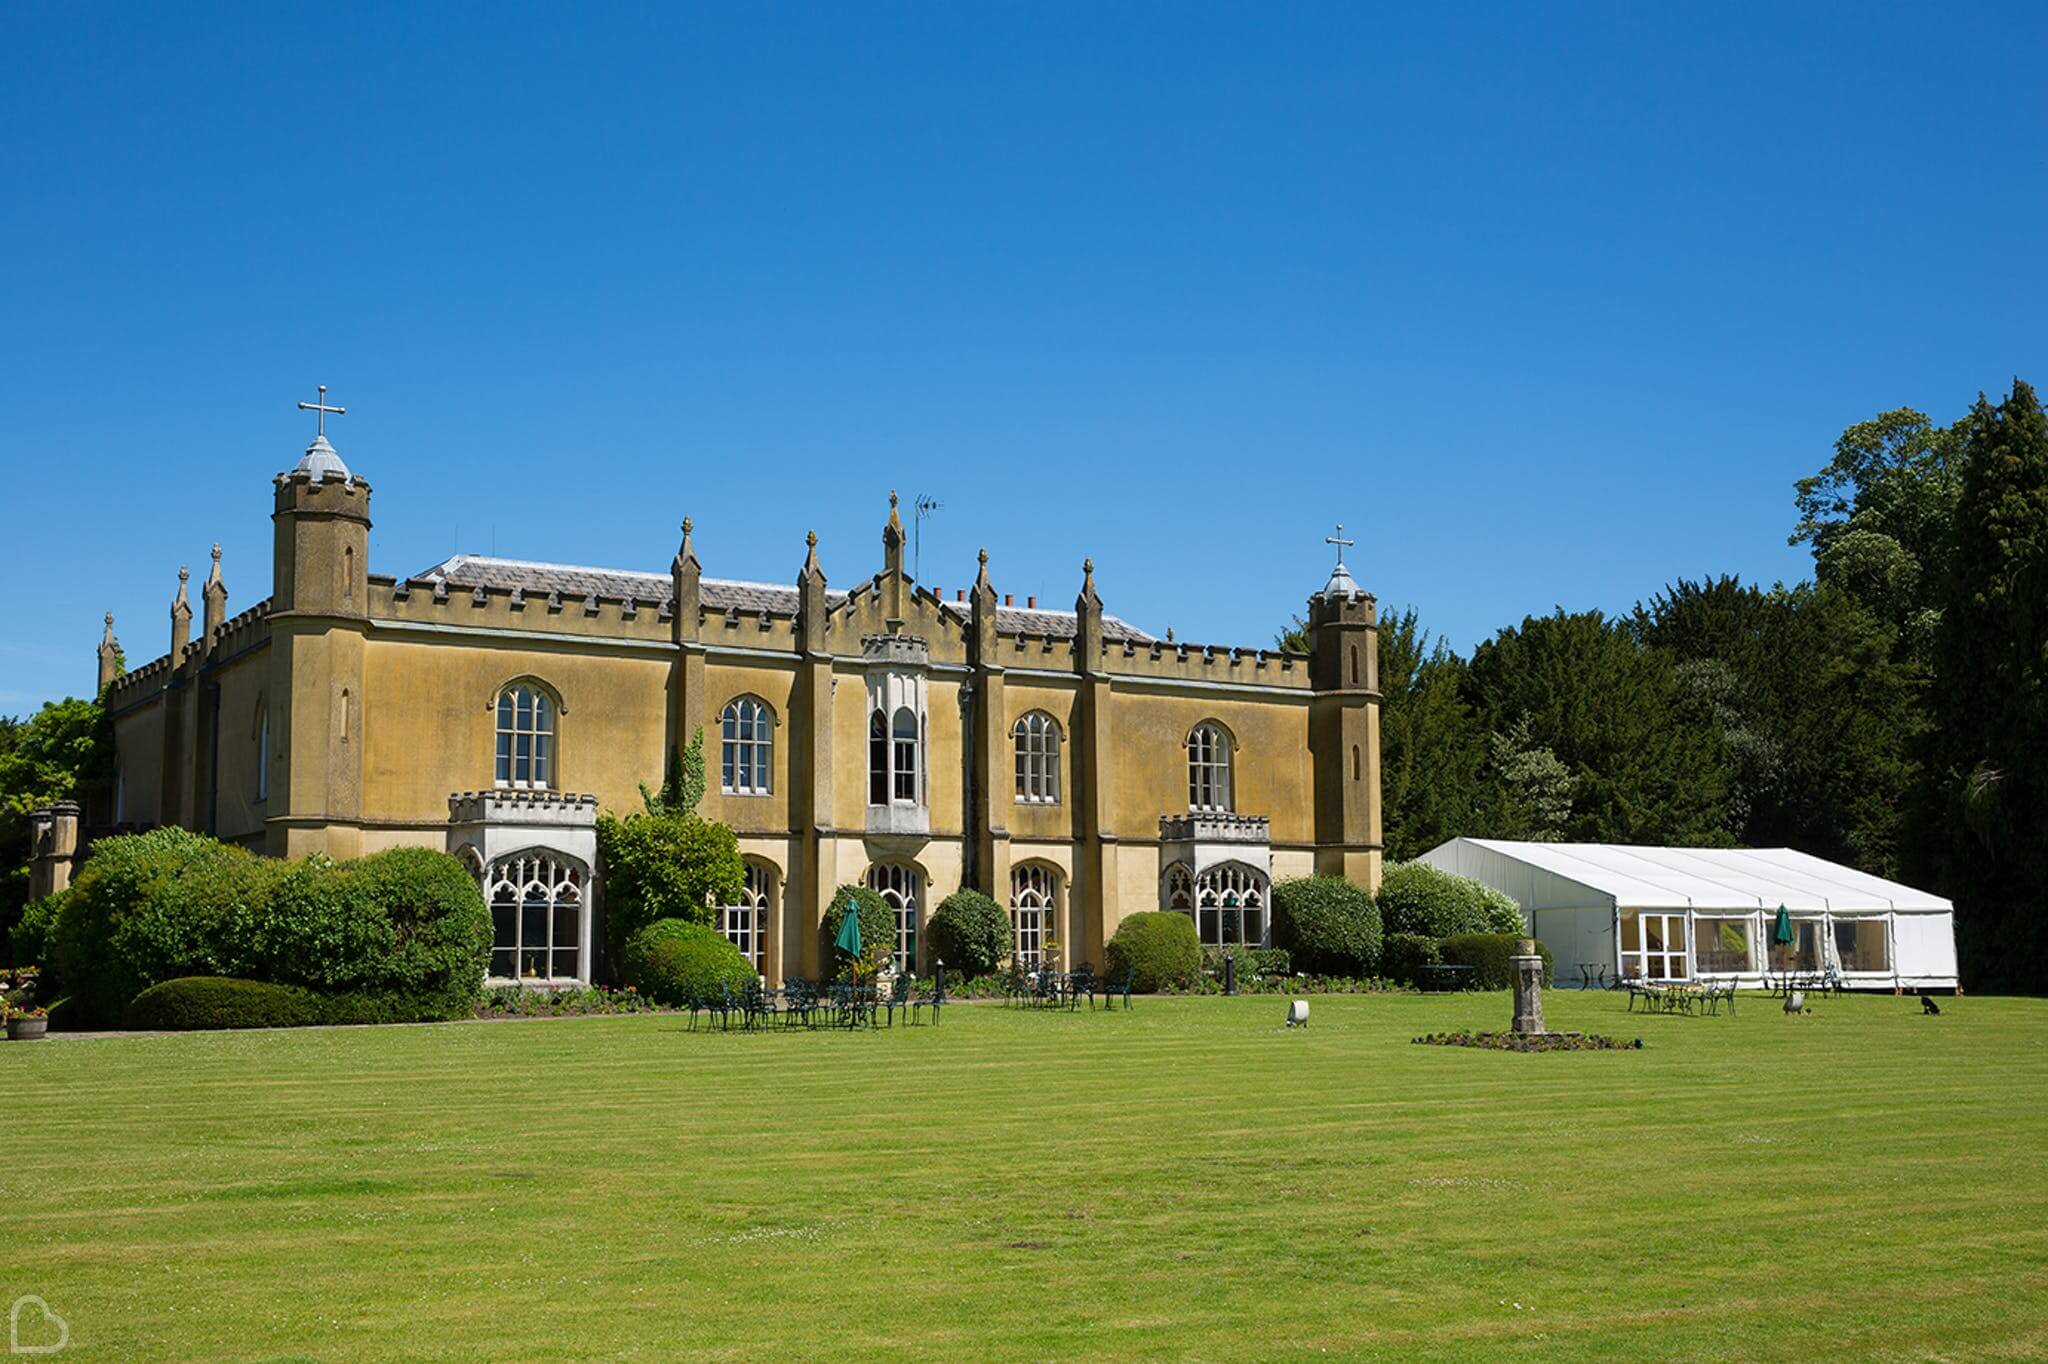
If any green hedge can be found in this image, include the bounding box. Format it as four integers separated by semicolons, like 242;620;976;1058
9;890;67;978
1200;945;1292;979
821;884;894;973
1375;862;1525;939
1382;932;1441;986
125;977;326;1030
926;889;1009;976
54;828;491;1027
617;919;756;1005
1106;912;1201;992
1271;877;1381;975
1439;933;1554;990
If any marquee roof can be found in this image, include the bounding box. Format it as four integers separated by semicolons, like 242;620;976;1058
1419;839;1952;914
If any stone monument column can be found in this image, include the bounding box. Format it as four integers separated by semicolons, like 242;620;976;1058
1511;937;1547;1035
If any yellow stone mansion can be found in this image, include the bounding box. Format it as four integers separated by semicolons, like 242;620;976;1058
96;414;1384;986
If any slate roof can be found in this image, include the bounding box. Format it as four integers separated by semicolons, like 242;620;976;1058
410;554;1153;640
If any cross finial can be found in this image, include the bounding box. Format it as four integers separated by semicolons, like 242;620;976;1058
1325;523;1355;567
298;383;346;438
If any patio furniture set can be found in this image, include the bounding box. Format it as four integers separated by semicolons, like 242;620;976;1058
681;975;947;1031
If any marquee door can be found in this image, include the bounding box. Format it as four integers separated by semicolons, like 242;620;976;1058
1623;912;1689;981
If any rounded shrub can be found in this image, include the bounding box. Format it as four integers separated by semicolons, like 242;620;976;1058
1375;862;1525;939
618;919;755;1005
821;884;894;974
1105;911;1201;992
9;890;69;977
124;976;326;1030
1381;932;1441;986
1439;933;1554;990
1271;877;1382;976
926;890;1009;976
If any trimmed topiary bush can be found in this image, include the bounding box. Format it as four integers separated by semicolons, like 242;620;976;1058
125;976;327;1030
1439;933;1554;990
1105;911;1201;992
821;884;894;974
1382;932;1441;986
1271;877;1382;976
617;919;756;1005
926;889;1009;977
54;828;492;1027
1375;862;1525;939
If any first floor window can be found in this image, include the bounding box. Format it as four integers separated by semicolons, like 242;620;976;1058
892;707;918;802
867;863;922;972
1187;722;1233;812
721;696;772;795
495;684;555;789
719;862;772;969
1014;711;1061;804
487;852;583;981
1011;864;1058;968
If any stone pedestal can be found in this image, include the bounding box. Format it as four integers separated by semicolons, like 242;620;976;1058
1510;937;1547;1035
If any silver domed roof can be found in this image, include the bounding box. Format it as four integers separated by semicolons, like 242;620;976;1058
1320;560;1361;599
294;433;351;481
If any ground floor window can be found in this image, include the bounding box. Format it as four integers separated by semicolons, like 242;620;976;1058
1164;861;1268;948
720;862;773;970
1621;911;1688;980
487;851;584;981
1833;917;1890;973
1011;864;1057;968
1695;916;1754;974
867;863;922;972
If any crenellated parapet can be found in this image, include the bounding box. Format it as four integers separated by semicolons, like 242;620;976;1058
447;788;599;826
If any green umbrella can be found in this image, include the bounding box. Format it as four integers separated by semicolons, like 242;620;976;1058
834;901;864;958
1772;904;1794;946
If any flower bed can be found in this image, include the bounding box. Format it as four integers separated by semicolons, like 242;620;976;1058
1413;1029;1641;1052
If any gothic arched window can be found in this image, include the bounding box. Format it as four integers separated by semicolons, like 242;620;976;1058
485;850;585;981
1193;862;1268;947
1187;722;1233;812
495;683;556;789
891;706;919;803
1013;711;1061;805
1010;864;1059;968
720;696;772;795
720;861;774;969
867;863;923;972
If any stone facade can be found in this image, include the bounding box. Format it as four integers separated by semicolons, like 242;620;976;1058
97;424;1384;986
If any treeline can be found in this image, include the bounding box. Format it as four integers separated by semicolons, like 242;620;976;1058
1292;380;2048;992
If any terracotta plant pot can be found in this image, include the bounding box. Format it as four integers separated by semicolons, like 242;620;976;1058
7;1016;49;1040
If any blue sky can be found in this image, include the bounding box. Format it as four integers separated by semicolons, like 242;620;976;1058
3;2;2044;710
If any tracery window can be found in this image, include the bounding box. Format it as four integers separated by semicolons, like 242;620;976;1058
1013;711;1061;805
486;851;584;980
867;863;923;972
1192;862;1267;947
1187;722;1233;812
720;696;772;795
495;684;556;789
1010;864;1059;968
720;862;773;969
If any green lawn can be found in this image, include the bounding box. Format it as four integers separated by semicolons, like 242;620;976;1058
4;991;2046;1361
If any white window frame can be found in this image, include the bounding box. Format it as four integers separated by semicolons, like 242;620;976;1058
1187;722;1233;812
867;863;922;972
1010;864;1058;968
495;684;556;790
485;850;585;983
1190;861;1268;947
1013;711;1061;805
720;696;773;796
720;862;772;969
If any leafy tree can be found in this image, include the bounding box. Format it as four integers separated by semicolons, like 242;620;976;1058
1922;380;2048;990
594;808;744;961
0;697;113;933
1375;861;1523;938
1463;610;1731;845
1375;607;1486;861
640;726;706;817
1481;714;1575;842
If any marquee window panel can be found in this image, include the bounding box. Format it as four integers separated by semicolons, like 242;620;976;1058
720;696;773;795
1187;723;1233;812
1013;712;1061;805
1833;918;1889;973
867;863;923;972
495;684;556;789
484;852;584;981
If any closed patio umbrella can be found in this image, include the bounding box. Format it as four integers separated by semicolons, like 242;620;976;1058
1772;904;1793;947
834;902;864;959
